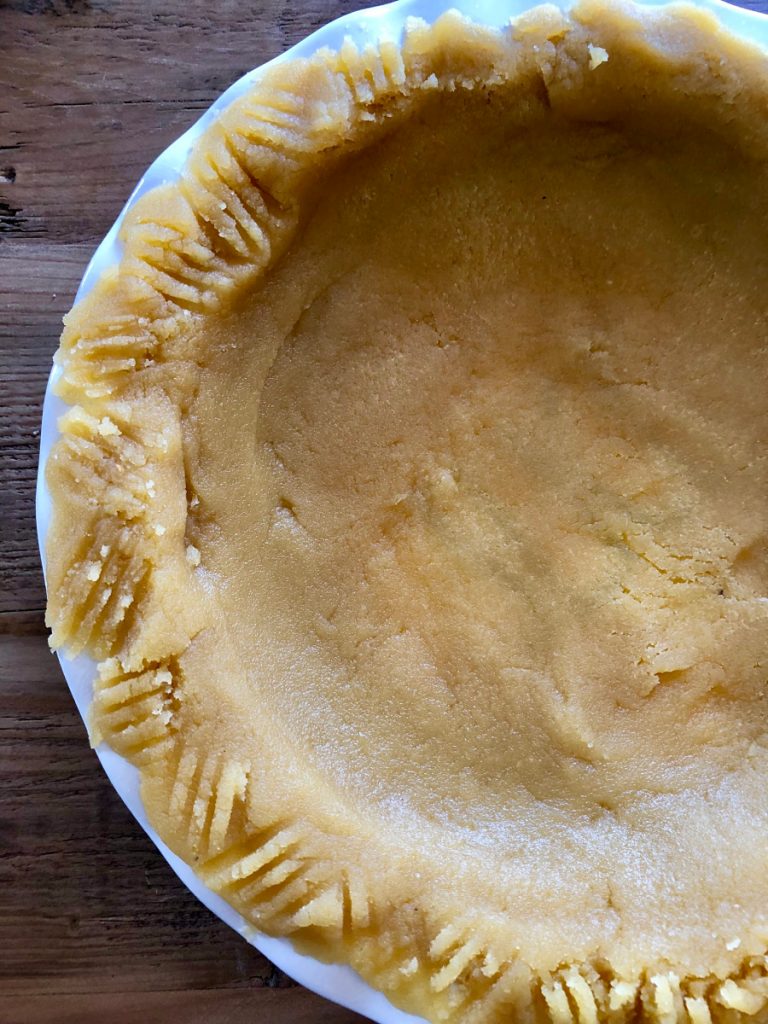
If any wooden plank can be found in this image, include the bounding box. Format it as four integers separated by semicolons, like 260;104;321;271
3;988;364;1024
0;243;90;614
0;0;369;244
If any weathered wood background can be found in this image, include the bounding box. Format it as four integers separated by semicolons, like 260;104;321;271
1;1;767;1021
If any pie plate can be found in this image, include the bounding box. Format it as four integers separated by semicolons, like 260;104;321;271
35;0;768;1021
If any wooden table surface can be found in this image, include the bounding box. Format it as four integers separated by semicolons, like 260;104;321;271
2;1;767;1022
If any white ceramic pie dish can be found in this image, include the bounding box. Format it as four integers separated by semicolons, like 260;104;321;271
35;0;768;1020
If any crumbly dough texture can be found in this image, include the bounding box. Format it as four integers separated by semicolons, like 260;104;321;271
46;2;768;1021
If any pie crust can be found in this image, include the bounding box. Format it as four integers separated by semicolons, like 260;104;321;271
46;2;768;1022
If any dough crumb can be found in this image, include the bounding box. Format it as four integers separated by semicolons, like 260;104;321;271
97;416;119;437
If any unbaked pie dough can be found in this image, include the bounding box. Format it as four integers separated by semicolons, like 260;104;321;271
46;2;768;1021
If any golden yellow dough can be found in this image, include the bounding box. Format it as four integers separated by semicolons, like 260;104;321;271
46;2;768;1021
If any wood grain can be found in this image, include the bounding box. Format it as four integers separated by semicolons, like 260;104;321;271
4;988;363;1024
1;1;767;1021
